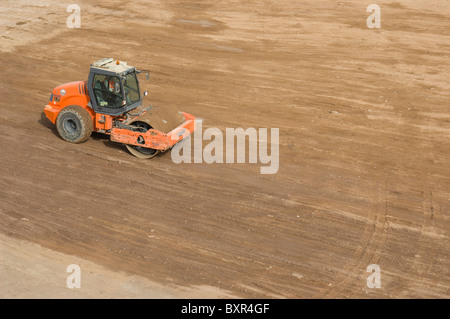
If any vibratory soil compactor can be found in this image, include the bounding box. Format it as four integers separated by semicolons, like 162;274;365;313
44;58;196;158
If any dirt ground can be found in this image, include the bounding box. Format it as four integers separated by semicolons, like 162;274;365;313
0;0;449;298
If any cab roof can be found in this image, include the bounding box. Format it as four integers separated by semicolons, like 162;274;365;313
90;58;135;74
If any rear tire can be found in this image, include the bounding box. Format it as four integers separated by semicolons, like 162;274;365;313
56;105;93;144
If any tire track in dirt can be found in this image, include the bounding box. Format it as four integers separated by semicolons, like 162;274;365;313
402;183;449;297
320;179;388;298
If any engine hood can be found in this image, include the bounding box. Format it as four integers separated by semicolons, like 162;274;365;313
52;81;87;97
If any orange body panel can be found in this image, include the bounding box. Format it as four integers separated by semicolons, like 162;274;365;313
110;112;196;151
43;105;60;124
44;81;94;124
95;113;114;131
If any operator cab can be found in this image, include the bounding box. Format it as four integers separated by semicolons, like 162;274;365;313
87;58;146;116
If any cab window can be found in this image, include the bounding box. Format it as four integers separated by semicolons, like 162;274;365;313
92;74;123;109
124;73;140;105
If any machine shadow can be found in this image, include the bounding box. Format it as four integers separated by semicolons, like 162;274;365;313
91;133;166;160
90;132;127;152
38;112;126;153
37;113;166;160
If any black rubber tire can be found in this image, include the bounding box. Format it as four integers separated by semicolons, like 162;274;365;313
56;105;93;144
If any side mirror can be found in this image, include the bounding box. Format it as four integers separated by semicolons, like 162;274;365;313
136;69;150;81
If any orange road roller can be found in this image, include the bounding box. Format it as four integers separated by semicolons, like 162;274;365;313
44;58;196;158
